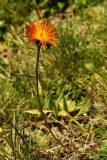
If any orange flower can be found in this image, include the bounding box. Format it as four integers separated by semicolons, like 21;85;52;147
25;20;60;50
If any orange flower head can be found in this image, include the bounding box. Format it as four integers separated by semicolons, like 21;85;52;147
25;20;60;50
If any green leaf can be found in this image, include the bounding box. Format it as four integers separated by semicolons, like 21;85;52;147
76;99;91;116
28;10;38;21
57;2;65;10
63;96;68;112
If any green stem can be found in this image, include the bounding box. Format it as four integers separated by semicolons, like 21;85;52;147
36;45;62;145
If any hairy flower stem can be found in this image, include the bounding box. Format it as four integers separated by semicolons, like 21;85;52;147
36;45;62;145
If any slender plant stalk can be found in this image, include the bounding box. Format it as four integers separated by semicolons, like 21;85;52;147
36;45;62;145
1;111;32;159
